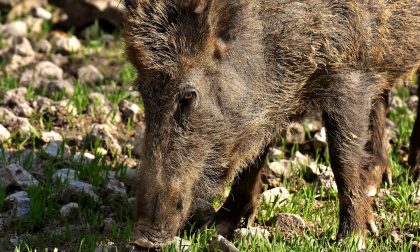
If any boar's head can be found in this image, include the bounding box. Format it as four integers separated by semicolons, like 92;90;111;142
123;0;276;248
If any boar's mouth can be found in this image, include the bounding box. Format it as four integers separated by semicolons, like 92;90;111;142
131;221;176;248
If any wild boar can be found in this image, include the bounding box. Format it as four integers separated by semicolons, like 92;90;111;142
122;0;420;248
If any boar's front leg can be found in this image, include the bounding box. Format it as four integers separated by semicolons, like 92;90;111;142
319;71;377;243
214;147;268;237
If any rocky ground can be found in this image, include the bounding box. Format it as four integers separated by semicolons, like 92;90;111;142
0;1;419;252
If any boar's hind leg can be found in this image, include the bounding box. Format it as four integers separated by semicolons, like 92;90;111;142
364;91;392;195
409;69;420;181
214;147;268;237
320;71;377;241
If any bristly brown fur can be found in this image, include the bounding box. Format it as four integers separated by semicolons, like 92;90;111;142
122;0;419;248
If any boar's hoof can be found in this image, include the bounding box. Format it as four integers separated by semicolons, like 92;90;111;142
367;220;379;237
215;220;237;238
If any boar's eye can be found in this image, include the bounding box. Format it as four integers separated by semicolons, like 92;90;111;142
175;89;198;126
179;89;198;108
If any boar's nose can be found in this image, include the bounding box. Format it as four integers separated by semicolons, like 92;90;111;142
132;192;188;248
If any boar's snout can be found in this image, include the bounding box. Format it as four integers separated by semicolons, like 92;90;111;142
131;178;192;248
131;220;176;248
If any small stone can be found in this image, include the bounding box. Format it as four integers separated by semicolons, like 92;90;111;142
99;178;127;202
313;127;327;151
209;235;239;252
61;180;100;204
268;147;283;161
25;16;43;34
47;80;74;96
261;187;289;206
233;227;270;242
11;36;34;57
32;97;77;118
32;6;52;20
37;39;52;53
13;103;34;117
0;108;31;135
78;65;104;84
0;163;39;190
52;168;77;184
60;202;79;219
88;101;121;123
119;99;141;122
85;124;121;155
3;87;28;106
41;131;63;143
16;117;34;136
72;152;96;163
34;61;63;82
88;92;108;105
173;237;191;252
390;231;401;243
304;120;322;133
103;217;115;232
269;213;305;239
285;123;305;144
390;96;404;109
315;167;337;194
33;96;55;113
95;147;108;156
42;141;70;158
302;110;322;133
293;151;310;167
15;117;33;136
304;162;328;182
262;160;290;188
0;107;16;124
50;53;69;66
268;160;290;177
53;33;82;53
9;235;20;246
408;95;418;111
5;191;31;218
0;125;11;141
0;20;27;37
5;37;35;70
55;99;78;116
19;69;34;85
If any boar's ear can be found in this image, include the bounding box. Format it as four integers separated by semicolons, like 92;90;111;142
209;1;247;42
